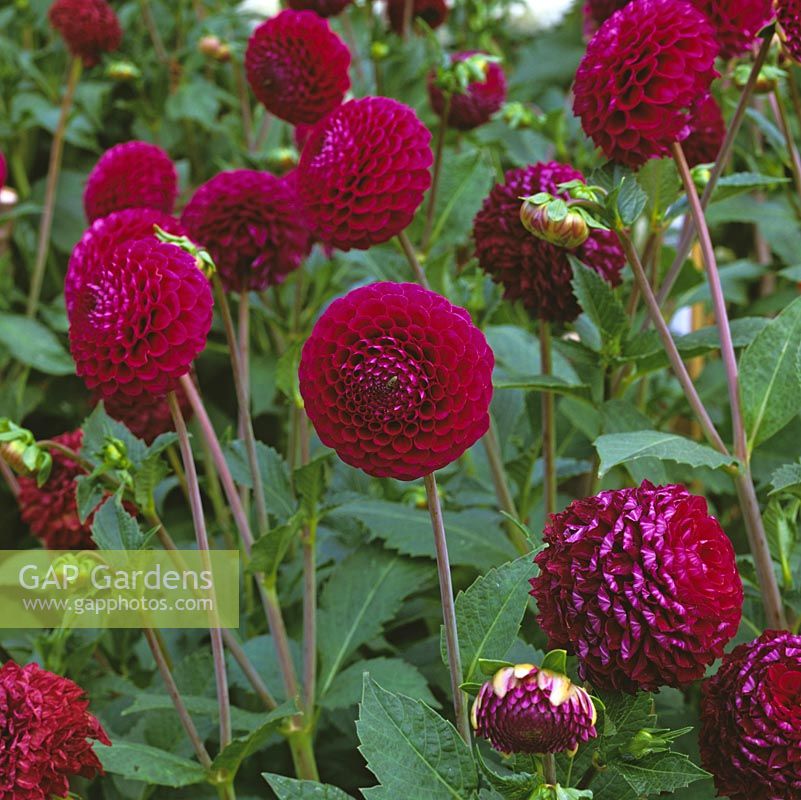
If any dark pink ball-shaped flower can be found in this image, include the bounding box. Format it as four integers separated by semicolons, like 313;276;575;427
83;141;178;223
682;94;725;167
287;0;352;17
530;481;743;693
48;0;122;67
777;0;801;63
472;664;597;755
69;238;213;398
427;52;507;131
299;282;493;480
99;386;192;445
65;207;185;317
245;10;350;126
387;0;448;34
700;631;801;799
17;430;95;550
691;0;773;59
297;97;432;250
181;169;312;293
573;0;719;168
0;661;110;800
473;162;625;323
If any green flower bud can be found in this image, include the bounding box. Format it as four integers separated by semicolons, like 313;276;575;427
371;42;390;61
520;195;589;249
106;61;141;82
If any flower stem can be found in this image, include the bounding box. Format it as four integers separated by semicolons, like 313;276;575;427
543;753;557;786
233;57;253;151
168;391;233;750
0;459;19;498
397;231;429;288
302;519;317;717
26;57;81;318
672;141;786;630
139;0;169;64
769;88;801;202
423;472;471;744
143;627;213;768
422;94;450;252
261;581;300;701
540;321;557;518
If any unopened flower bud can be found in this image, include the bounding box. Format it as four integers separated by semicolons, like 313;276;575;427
266;147;299;174
106;60;141;81
198;35;221;57
0;440;29;476
101;436;132;471
520;196;589;249
370;41;390;61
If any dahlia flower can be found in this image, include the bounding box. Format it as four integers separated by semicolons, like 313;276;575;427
682;94;725;167
692;0;773;59
530;481;743;692
245;9;351;126
573;0;719;168
777;0;801;63
287;0;352;17
69;238;213;398
297;97;432;250
0;661;110;800
65;207;185;316
427;52;507;131
387;0;448;34
17;431;93;550
700;630;801;799
472;162;625;322
299;282;493;480
83;141;178;222
472;664;597;755
48;0;122;67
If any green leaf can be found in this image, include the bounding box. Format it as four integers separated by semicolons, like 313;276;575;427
0;313;74;375
294;455;331;518
478;658;514;676
540;649;567;675
451;556;533;682
317;548;425;698
81;403;147;468
75;475;105;524
476;748;540;800
247;511;305;580
613;752;709;795
263;774;354;799
770;460;801;495
599;691;654;749
91;493;147;550
357;677;478;800
493;374;590;398
594;431;737;477
763;499;797;587
740;296;801;452
616;176;648;225
320;657;439;710
167;79;225;129
636;158;680;220
570;258;628;350
122;693;269;733
224;440;295;523
96;740;207;787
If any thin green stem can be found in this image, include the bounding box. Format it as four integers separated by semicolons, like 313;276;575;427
139;0;169;63
543;753;557;786
769;88;801;202
422;94;450;252
540;321;557;518
302;519;317;717
423;472;471;744
397;231;429;288
27;57;81;317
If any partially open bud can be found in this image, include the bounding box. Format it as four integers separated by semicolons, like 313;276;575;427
153;226;216;279
471;663;597;755
0;420;52;485
199;35;221;56
106;61;141;81
520;194;590;249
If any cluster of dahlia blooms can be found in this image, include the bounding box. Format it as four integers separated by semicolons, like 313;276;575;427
530;481;743;692
473;161;625;322
574;0;720;168
0;661;109;800
777;0;801;63
245;9;350;125
472;664;597;755
83;141;178;222
297;97;433;250
427;52;507;131
700;630;801;799
299;282;494;481
48;0;121;67
386;0;448;34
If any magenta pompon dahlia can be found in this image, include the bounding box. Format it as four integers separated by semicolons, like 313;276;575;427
16;430;95;550
472;664;597;755
473;161;625;322
180;169;312;292
287;0;352;17
245;9;351;126
48;0;122;67
69;238;213;399
428;52;507;131
777;0;801;63
0;661;110;800
573;0;719;169
530;481;743;693
700;630;801;799
297;97;432;250
83;141;178;223
64;207;186;317
682;94;725;167
691;0;773;59
387;0;448;34
299;282;493;481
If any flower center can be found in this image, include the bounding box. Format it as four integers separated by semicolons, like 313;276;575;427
767;664;801;710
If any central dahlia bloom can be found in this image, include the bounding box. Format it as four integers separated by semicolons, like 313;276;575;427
83;141;178;222
65;207;186;316
691;0;773;59
573;0;719;168
700;631;801;799
0;661;110;800
17;430;94;550
288;0;352;16
69;238;213;398
299;282;493;480
297;97;432;250
48;0;122;67
181;170;312;292
682;94;725;167
777;0;801;63
387;0;448;34
472;664;597;755
530;481;743;692
427;52;507;131
245;10;351;126
473;162;625;322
